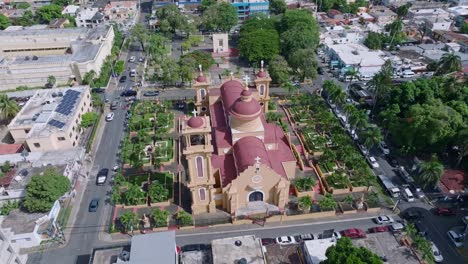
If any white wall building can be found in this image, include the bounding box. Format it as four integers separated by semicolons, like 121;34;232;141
0;227;27;264
302;238;337;264
369;6;397;26
321;26;366;45
0;26;114;90
75;7;105;28
327;43;386;78
7;87;92;152
61;5;80;17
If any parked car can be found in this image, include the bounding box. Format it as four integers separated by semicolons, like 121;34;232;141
358;144;369;156
434;207;456;216
91;88;105;93
386;155;399;167
275;236;298;245
431;242;443;263
121;90;137;97
408;183;425;198
138;56;145;62
403;210;422;221
89;199;99;212
119;76;127;83
317;67;324;75
106;112;114;121
447;230;463;247
143;91;160;97
379;142;390;155
367;156;380;168
340;228;366;239
374;215;394;225
368;226;389;233
129;69;137;77
261;238;276;246
295;233;314;242
128;56;136;62
389;223;404;233
317;231;341;240
414;221;428;237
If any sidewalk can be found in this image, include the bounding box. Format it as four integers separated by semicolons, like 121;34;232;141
100;207;392;243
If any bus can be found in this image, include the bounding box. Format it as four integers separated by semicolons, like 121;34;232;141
377;174;400;198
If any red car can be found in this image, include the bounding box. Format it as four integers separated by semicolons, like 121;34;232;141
340;228;366;239
435;207;456;216
368;226;389;233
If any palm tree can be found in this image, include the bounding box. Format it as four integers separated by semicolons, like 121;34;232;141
343;103;356;118
283;82;299;95
82;70;96;86
436;53;462;75
348;109;368;131
417;158;444;189
361;126;383;150
0;94;20;121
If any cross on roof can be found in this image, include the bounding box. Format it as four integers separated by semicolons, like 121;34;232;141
243;75;250;86
255;156;261;164
191;109;198;117
230;72;234;80
260;60;264;69
198;64;202;72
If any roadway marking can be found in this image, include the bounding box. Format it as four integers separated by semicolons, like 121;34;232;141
176;215;379;237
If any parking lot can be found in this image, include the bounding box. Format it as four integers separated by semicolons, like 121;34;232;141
352;232;419;264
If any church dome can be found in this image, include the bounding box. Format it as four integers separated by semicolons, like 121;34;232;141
196;75;207;83
187;116;204;128
230;95;261;119
257;70;267;78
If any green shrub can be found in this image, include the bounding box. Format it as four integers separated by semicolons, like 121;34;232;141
177;210;193;227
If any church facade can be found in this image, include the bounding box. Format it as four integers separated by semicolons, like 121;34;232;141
181;66;297;217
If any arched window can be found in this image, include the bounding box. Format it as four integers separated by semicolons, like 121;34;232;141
199;188;206;201
259;85;265;96
195;156;204;178
200;89;206;100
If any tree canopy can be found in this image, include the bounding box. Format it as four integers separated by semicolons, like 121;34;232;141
268;55;289;84
23;168;71;212
180;50;215;72
288;48;318;81
323;237;383;264
280;10;320;55
35;4;63;24
156;4;187;33
202;3;238;32
269;0;287;15
0;14;11;30
364;32;383;50
238;29;280;63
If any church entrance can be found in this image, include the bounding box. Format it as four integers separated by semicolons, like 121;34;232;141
249;191;263;202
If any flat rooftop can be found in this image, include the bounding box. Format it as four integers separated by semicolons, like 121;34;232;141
1;209;44;234
303;238;336;264
329;43;386;66
129;231;177;264
369;6;396;17
8;86;89;139
212;235;265;264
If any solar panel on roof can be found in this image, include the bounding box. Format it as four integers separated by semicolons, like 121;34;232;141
48;119;65;129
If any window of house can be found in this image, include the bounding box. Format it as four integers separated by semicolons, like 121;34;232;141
33;143;40;148
200;89;206;100
73;142;76;146
196;156;204;177
58;137;66;141
69;132;72;138
75;135;78;140
199;188;206;201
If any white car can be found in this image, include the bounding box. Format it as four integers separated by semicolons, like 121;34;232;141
379;142;390;155
367;156;380;168
317;231;341;240
447;230;463;247
275;236;298;245
128;56;136;62
106;112;114;121
431;242;443;263
359;145;369;156
374;215;394;225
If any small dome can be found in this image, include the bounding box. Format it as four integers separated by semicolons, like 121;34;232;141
257;71;267;78
231;98;261;117
196;75;207;83
241;89;252;96
187;116;204;128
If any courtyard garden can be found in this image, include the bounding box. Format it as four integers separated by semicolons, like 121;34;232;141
284;94;376;194
121;100;175;169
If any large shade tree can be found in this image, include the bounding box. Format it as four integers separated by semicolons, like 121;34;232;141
323;237;383;264
268;55;290;84
288;48;318;81
238;29;280;63
202;3;237;32
0;94;20;120
417;157;444;189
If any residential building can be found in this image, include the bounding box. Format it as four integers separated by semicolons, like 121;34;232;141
433;30;468;53
381;0;408;7
5;0;51;6
48;18;71;29
0;144;24;155
0;227;27;264
321;25;365;45
75;7;105;28
103;0;138;25
228;0;269;21
183;66;296;216
369;6;397;26
327;43;386;78
302;237;337;264
448;6;468;27
0;148;85;202
0;200;61;250
0;25;114;90
408;8;451;21
7;86;92;152
212;235;266;264
61;5;80;17
129;231;178;264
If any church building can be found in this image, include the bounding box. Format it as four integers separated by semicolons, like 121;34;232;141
181;64;297;217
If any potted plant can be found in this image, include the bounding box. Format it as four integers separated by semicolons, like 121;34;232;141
294;177;316;198
298;195;313;212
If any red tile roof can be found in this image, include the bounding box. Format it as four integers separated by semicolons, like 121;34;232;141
233;137;272;173
0;169;17;186
220;80;245;113
0;144;23;155
209;101;226;128
211;154;236;187
438;170;466;194
213;127;232;150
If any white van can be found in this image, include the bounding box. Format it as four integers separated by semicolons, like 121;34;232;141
129;69;137;77
403;188;414;202
402;70;415;78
